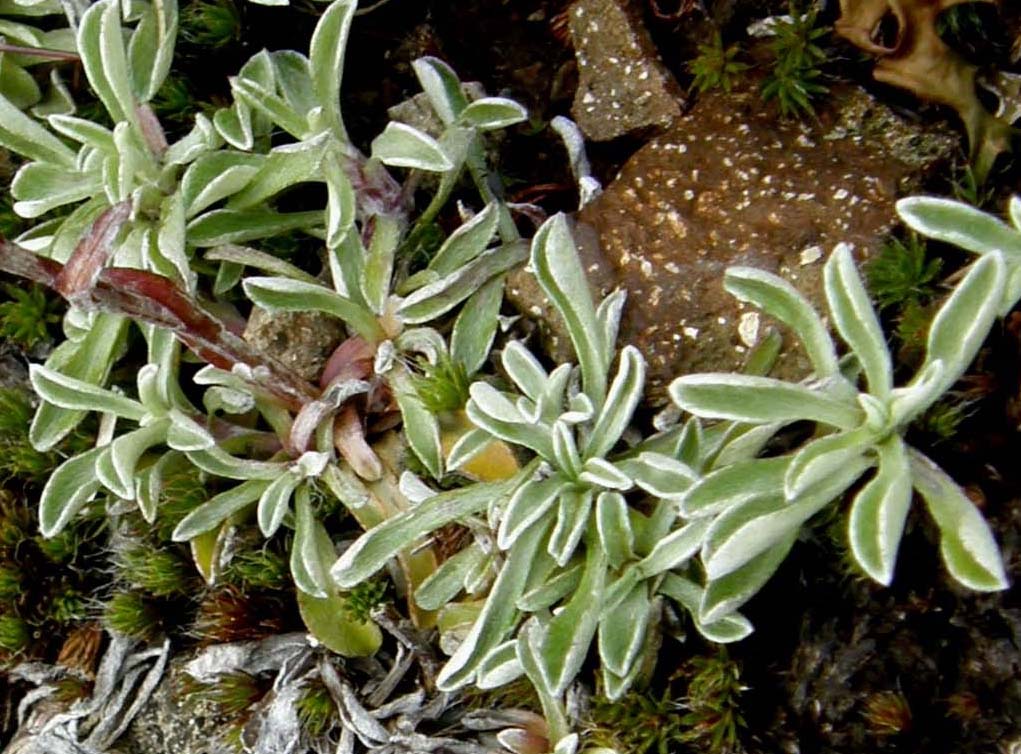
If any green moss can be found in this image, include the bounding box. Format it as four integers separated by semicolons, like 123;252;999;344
180;0;241;48
116;544;194;597
0;282;62;350
182;671;265;717
343;579;389;623
867;234;942;310
296;680;337;738
678;649;746;753
103;591;162;640
688;31;749;94
410;354;471;414
0;614;31;655
760;2;830;118
224;546;290;592
0;564;21;602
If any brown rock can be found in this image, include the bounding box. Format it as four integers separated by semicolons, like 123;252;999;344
510;78;958;405
243;309;346;383
568;0;686;141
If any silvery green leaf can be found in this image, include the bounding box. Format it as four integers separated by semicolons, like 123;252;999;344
427;201;500;277
372;122;453;172
398;242;528;324
11;161;102;218
824;244;892;399
48;115;116;153
185;445;282;480
0;93;77;166
415;543;486;610
897;196;1021;258
2;68;40;114
334;465;532;588
30;313;127;451
241;276;382;343
538;541;606;695
31;69;76;119
699;532;797;624
597;580;649;677
181;151;262;217
291;488;332;597
309;0;355;141
633;517;711;578
78;0;135;124
657;573;753;643
172;478;270;541
922;252;1006;398
784;427;872;500
517;560;582;611
392;372;443;480
585;346;645;458
501;340;548;401
204;244;319;284
166;409;215;451
438;516;546;690
711;421;784;468
232;75;309;139
600;660;644;703
670;373;862;429
202;386;254;414
136;363;165;415
441;277;500;373
724;266;838;376
127;0;177;101
848;435;912;585
412;56;468;126
459;97;528;130
706;454;871;580
551;421;581;478
548;487;593;566
909;447;1008;591
38;446;104;537
498;475;569;550
595;288;627;356
467;382;554;458
257;471;299;537
742;326;783;377
361;213;400;314
29;364;146;421
562;388;593;424
228;135;329;209
97;418;170;499
531;214;607;405
630;499;674;558
188;208;322;247
136;450;177;524
616;451;696;500
272;50;316;118
680;455;790;518
446;427;492;471
164;113;220;166
476;641;524;689
154;192;193;290
596;491;633;569
323;151;356;251
579;457;632;490
292;450;329;478
213;102;253;150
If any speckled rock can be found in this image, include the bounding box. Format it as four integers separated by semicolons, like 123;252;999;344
509;78;958;404
243;309;347;383
568;0;685;141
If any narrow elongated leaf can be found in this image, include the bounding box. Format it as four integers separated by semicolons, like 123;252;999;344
538;541;606;695
551;422;581;478
706;455;872;580
360;213;399;314
172;478;269;541
228;136;329;209
187;208;322;247
476;641;524;689
292;488;332;597
909;448;1008;591
450;276;503;376
232;76;309;139
531;214;606;404
437;517;546;690
897;196;1021;258
616;451;696;500
412;56;468;125
518;561;583;611
78;0;135;124
724;266;838;376
38;446;105;537
30;364;146;421
392;373;443;480
128;0;177;101
372;122;453;172
213;103;253;150
699;532;797;624
180;151;262;217
97;419;170;499
12;161;103;218
848;436;912;585
415;544;486;610
242;276;382;343
0;93;76;166
922;252;1006;398
166;409;215;451
596;491;633;570
257;472;298;537
634;517;711;578
597;581;650;677
578;457;632;490
466;382;553;459
680;456;791;518
547;487;593;566
585;346;645;458
309;0;355;141
48;115;116;153
498;475;569;549
595;288;627;357
427;202;499;277
670;373;862;429
824;245;892;398
459;97;528;130
501;340;549;401
333;465;533;588
784;427;871;500
658;573;753;643
184;445;282;480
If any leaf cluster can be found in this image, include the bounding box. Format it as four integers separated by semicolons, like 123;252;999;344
688;32;749;95
760;4;830;118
